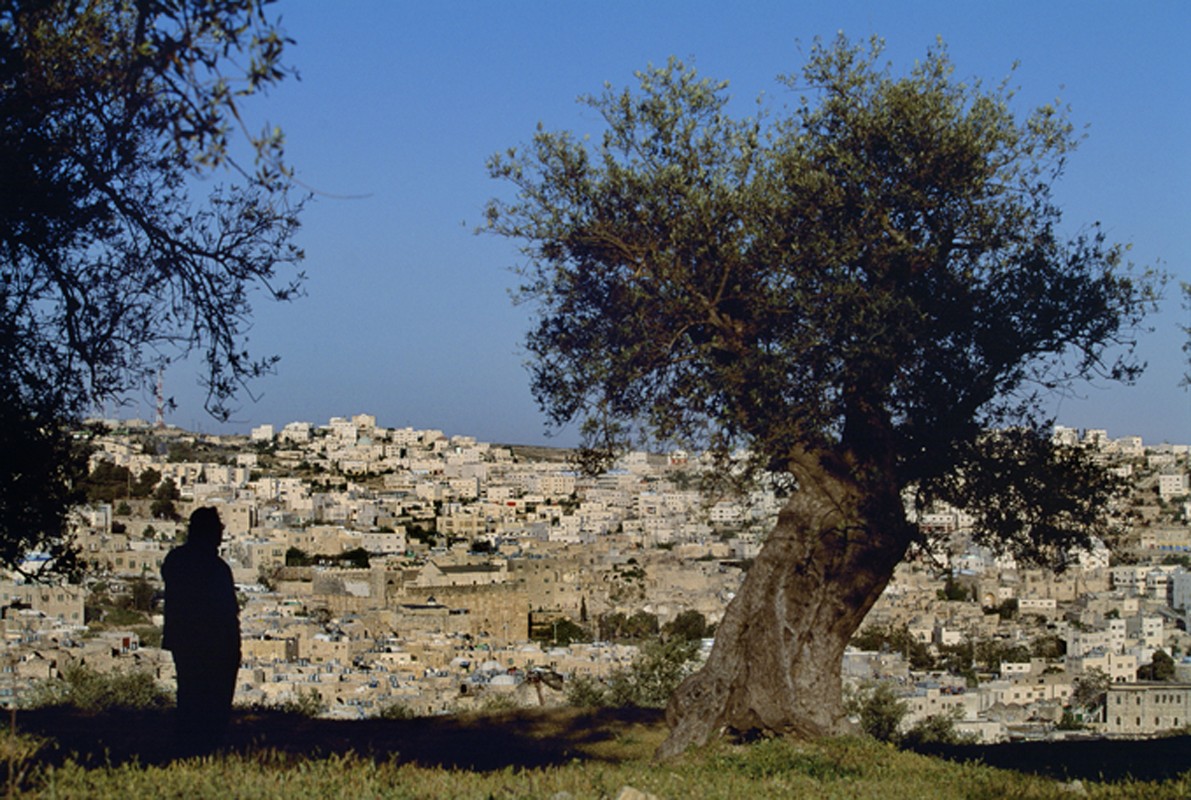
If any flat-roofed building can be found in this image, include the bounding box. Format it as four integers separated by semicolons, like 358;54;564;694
1105;683;1191;736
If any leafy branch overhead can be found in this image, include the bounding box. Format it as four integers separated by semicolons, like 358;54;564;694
487;36;1154;562
0;0;306;576
1;0;306;423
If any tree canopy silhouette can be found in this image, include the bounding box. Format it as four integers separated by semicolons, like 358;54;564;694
486;35;1154;755
0;0;304;577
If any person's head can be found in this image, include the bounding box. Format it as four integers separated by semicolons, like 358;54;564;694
187;507;224;548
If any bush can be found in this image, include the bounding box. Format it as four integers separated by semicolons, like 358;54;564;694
1056;708;1087;731
847;682;907;743
606;638;698;709
276;687;325;717
22;663;172;713
848;684;975;747
900;709;976;747
533;618;590;646
0;729;49;795
479;693;519;712
126;577;156;612
1139;649;1176;681
376;700;415;720
563;638;700;710
131;625;163;649
1072;667;1109;710
564;674;609;708
98;606;150;627
663;610;709;642
712;736;863;781
849;623;934;670
623;610;658;639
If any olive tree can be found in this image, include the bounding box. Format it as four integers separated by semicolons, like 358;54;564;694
0;0;304;576
486;36;1153;756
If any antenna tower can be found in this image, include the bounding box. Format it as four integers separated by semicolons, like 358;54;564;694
155;368;165;429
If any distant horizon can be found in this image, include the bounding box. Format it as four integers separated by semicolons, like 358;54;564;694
94;413;1191;451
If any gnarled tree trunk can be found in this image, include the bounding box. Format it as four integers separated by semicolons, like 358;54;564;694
656;458;914;759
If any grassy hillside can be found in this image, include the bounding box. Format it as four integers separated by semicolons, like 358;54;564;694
3;706;1188;799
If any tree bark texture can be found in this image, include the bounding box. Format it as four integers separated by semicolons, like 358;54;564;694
657;460;913;759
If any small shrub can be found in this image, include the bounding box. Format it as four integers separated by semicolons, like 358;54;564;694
376;700;415;720
0;729;48;795
533;618;590;646
1056;708;1086;731
131;625;163;649
565;674;609;708
605;638;698;709
97;606;151;627
562;640;697;710
479;692;519;712
900;709;976;747
663;609;709;642
22;663;172;712
714;736;862;781
275;687;325;717
847;681;907;743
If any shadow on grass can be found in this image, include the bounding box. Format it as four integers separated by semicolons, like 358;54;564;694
11;706;1189;785
908;735;1191;783
10;705;666;771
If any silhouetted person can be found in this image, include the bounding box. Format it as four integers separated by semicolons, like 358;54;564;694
162;506;241;752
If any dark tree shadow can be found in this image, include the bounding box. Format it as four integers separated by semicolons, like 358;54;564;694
11;707;1190;785
10;705;666;771
908;736;1191;783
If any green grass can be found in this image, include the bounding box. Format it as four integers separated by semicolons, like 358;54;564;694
2;706;1188;799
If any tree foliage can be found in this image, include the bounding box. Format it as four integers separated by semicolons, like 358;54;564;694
606;637;700;708
1071;667;1109;710
126;575;157;613
1182;282;1190;387
850;623;934;670
0;404;85;575
564;637;700;709
1138;649;1175;682
901;709;975;747
486;35;1151;565
663;609;710;642
80;461;132;504
973;638;1030;672
0;0;304;576
599;609;660;641
848;681;907;744
133;467;162;498
149;476;180;520
536;618;588;646
23;662;172;712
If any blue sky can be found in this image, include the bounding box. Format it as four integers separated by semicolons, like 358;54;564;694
158;0;1190;447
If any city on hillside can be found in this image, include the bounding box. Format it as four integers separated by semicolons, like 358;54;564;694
3;414;1190;742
